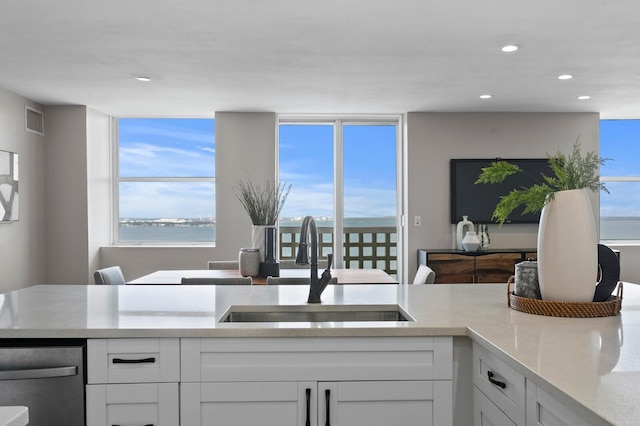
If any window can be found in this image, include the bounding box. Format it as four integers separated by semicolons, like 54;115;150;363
278;117;400;276
115;118;215;244
599;119;640;241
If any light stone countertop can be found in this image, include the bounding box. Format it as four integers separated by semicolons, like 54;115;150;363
0;283;637;425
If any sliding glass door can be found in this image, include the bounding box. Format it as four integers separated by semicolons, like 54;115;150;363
278;118;399;277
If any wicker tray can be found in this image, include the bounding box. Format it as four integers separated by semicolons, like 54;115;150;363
507;276;623;318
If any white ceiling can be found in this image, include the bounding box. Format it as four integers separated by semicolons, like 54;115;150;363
1;0;640;118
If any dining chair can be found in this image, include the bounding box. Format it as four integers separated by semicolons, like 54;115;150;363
207;260;240;270
181;277;252;285
279;259;327;269
94;266;127;285
266;276;338;285
413;265;436;284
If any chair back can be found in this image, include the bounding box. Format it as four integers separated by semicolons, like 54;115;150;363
207;261;240;270
94;266;127;285
279;259;327;269
181;277;252;285
413;265;436;284
266;276;338;285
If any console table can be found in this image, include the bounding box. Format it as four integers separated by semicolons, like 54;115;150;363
417;248;537;284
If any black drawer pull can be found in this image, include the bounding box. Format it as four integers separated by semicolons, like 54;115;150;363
325;389;331;426
305;388;311;426
112;357;156;364
487;371;506;389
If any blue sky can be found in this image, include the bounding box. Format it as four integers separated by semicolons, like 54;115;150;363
119;118;215;219
119;118;397;220
119;118;637;220
278;124;397;219
599;119;640;217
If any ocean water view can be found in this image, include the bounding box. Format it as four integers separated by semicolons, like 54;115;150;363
119;217;397;243
118;216;640;242
600;217;640;240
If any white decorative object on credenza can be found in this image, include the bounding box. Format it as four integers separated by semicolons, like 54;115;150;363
537;189;597;302
461;231;481;252
455;216;474;250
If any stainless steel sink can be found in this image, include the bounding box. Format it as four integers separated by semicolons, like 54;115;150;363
219;304;414;323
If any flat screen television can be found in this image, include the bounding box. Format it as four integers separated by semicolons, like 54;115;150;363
450;158;553;224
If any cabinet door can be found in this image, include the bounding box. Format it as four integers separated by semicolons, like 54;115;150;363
427;254;475;283
475;254;521;283
181;381;314;426
525;381;590;426
86;382;178;426
319;380;452;426
474;387;516;426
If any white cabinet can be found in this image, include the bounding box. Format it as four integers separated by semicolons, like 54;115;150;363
86;339;180;426
472;342;592;426
181;380;449;426
474;386;516;426
324;380;450;426
86;383;179;426
525;381;590;426
181;381;303;425
181;336;453;426
473;342;525;425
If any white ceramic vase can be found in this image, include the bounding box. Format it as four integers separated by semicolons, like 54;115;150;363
537;189;598;302
456;216;474;250
461;231;481;252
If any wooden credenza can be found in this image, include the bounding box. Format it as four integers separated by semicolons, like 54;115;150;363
417;249;537;284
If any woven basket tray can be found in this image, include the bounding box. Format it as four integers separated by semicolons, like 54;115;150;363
507;276;623;318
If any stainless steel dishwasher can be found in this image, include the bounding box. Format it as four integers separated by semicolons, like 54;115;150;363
0;339;86;426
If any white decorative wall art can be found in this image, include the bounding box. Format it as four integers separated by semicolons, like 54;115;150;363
0;150;18;222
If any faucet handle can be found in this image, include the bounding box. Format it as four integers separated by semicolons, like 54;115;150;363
325;253;333;271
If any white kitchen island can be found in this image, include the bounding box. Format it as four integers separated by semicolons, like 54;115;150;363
0;283;635;425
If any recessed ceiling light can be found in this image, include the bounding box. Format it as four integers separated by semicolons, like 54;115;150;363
577;95;591;100
135;76;152;82
500;45;518;53
480;94;493;99
558;74;573;80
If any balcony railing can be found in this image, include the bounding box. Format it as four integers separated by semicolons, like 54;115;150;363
278;226;397;277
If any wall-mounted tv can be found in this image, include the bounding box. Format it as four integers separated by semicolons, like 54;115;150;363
450;158;553;224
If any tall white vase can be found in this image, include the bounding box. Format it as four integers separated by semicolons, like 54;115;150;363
537;189;598;302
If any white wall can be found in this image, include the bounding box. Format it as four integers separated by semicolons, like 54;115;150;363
44;106;111;284
0;87;46;292
406;112;601;281
44;106;89;284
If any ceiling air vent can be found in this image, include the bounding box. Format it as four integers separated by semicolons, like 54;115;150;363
25;106;44;136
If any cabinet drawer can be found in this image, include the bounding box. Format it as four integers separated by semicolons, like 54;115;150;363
88;338;180;384
473;342;525;425
86;383;178;426
181;336;453;382
473;386;516;426
427;254;475;283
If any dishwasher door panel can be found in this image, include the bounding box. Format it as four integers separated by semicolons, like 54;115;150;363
0;340;86;426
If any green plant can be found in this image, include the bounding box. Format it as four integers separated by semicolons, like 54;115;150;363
474;142;609;225
235;177;291;225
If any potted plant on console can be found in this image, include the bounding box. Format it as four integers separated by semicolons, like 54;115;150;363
235;177;291;277
475;142;608;302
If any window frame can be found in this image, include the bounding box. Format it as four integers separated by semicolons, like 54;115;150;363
111;117;216;246
276;114;405;280
599;119;640;243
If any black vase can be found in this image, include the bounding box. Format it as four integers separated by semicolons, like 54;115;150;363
260;226;280;277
